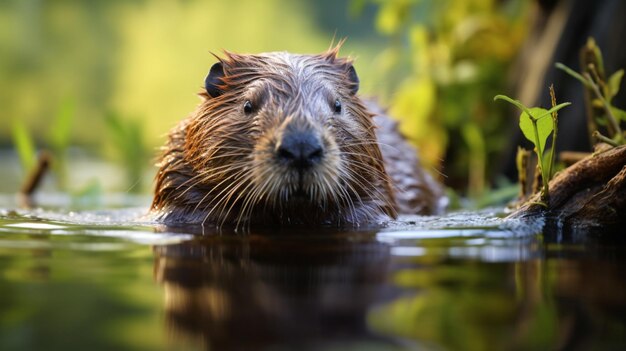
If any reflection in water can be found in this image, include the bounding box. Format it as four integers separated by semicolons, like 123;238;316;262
153;228;626;351
369;234;626;351
153;229;411;350
2;211;626;350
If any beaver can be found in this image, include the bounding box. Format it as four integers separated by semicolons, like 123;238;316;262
151;46;445;227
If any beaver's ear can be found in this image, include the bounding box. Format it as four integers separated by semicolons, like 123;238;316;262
205;62;225;98
346;64;359;95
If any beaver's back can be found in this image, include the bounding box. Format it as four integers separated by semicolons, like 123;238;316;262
371;103;446;216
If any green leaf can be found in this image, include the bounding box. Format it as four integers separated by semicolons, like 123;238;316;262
11;120;36;172
608;69;624;99
544;102;571;116
611;106;626;122
519;107;553;152
493;95;533;117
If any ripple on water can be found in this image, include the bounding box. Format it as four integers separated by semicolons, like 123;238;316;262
377;211;543;262
0;207;192;247
0;207;543;254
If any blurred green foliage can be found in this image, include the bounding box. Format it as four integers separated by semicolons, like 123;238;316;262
1;0;530;198
0;0;385;193
364;0;530;195
105;112;149;193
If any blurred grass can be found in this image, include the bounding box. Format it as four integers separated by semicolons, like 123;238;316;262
11;120;36;172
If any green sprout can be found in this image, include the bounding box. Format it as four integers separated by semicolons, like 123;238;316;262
494;94;571;204
11;120;37;173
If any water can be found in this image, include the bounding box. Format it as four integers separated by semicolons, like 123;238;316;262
1;204;625;351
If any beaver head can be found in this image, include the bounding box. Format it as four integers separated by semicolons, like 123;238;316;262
152;46;397;227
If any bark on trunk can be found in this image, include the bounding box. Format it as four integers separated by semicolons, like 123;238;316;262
509;145;626;234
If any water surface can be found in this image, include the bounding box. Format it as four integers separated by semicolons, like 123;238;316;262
0;205;625;351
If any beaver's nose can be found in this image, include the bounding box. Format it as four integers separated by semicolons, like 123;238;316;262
276;131;324;169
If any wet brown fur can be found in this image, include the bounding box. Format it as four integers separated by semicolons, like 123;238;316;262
152;45;442;227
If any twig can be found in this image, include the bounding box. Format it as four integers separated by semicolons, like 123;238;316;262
593;131;620;147
20;151;51;196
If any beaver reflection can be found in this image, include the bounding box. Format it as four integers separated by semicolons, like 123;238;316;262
153;230;394;350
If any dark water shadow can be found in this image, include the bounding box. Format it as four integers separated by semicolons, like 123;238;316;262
152;228;420;351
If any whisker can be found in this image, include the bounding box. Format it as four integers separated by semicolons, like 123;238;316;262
200;168;253;221
341;140;398;151
191;166;250;218
173;162;249;198
340;166;390;220
215;173;258;229
234;167;278;227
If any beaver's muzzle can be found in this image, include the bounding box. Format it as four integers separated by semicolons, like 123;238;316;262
275;128;324;170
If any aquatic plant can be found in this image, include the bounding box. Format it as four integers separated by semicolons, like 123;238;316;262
507;38;626;231
494;92;570;204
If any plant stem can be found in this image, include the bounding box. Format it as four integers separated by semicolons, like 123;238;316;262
588;63;610;106
555;63;591;88
530;117;549;202
548;85;558;180
593;131;620;147
583;72;622;139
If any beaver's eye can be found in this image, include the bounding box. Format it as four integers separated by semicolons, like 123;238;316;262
243;100;253;114
333;99;342;114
